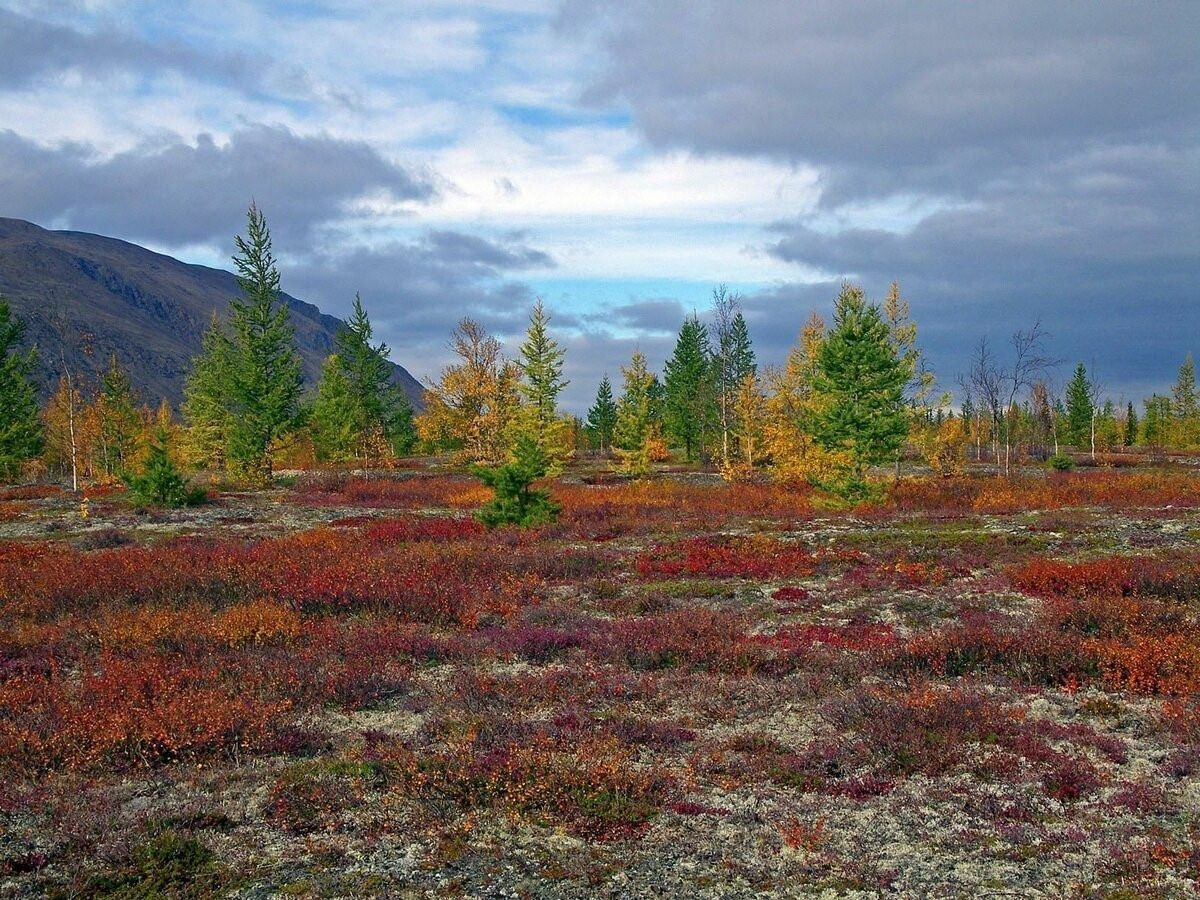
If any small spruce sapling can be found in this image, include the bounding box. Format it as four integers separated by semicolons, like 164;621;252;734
472;433;560;527
123;427;206;508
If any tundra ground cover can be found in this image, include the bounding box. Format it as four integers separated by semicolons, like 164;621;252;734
1;470;1199;897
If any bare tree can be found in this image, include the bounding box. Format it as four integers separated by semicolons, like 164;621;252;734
1000;322;1056;476
965;338;1003;473
710;284;739;468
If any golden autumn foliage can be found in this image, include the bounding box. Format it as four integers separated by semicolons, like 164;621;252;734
763;314;849;483
417;319;520;466
924;415;969;476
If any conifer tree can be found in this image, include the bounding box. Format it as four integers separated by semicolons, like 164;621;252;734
586;374;618;452
123;426;205;508
472;432;560;528
1142;394;1172;450
663;314;714;462
1172;354;1198;448
1124;401;1138;447
183;314;233;470
812;283;909;495
1064;363;1094;449
310;354;361;463
0;298;42;481
513;299;571;467
96;353;142;477
764;313;845;483
223;203;303;485
334;294;416;457
613;351;662;475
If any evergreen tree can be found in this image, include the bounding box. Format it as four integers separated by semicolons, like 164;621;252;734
0;298;42;481
663;314;715;462
96;353;142;477
586;374;618;452
513;299;571;467
1124;401;1138;447
310;354;362;463
182;314;233;470
334;294;415;457
223;204;303;484
472;432;560;528
1142;394;1172;449
123;427;206;508
812;283;909;494
614;351;663;475
1172;354;1199;447
1064;363;1094;448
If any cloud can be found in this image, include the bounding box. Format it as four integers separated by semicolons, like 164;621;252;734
0;125;436;246
0;7;269;93
284;229;554;382
561;1;1200;398
565;1;1198;202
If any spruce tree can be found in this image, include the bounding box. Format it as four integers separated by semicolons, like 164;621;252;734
224;203;303;484
514;299;570;466
182;314;233;470
123;427;205;508
97;353;142;476
1064;363;1094;449
663;314;714;462
334;294;415;456
1172;354;1198;447
1124;401;1138;447
472;432;560;528
310;354;362;463
586;374;618;452
812;283;908;493
0;298;42;481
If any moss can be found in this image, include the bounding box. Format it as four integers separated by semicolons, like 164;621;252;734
78;830;229;899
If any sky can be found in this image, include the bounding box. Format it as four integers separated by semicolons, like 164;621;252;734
0;0;1197;412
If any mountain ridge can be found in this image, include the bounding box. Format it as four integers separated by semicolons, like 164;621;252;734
0;217;424;409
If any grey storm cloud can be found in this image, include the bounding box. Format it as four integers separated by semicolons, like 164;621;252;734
566;1;1198;200
0;125;436;246
564;1;1200;400
608;298;686;333
285;232;555;383
0;7;261;90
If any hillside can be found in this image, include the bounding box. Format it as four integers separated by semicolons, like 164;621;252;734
0;218;424;408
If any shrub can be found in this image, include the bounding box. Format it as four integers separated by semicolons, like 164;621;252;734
1049;454;1075;472
122;428;206;508
471;434;560;528
82;830;228;899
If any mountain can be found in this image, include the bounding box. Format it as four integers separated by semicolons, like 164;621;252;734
0;218;424;408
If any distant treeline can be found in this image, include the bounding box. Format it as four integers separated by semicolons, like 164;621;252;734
0;204;1195;497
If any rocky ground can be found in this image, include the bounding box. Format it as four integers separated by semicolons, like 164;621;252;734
1;470;1198;898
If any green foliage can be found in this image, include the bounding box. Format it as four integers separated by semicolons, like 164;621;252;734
472;433;560;527
0;297;42;481
1142;394;1172;448
224;203;303;485
83;830;228;899
613;351;661;475
586;374;618;452
310;354;361;463
123;428;206;508
1123;401;1138;447
97;354;142;477
182;315;233;470
812;283;909;481
334;294;416;456
1064;363;1094;448
663;314;715;462
1172;354;1199;447
1049;453;1075;472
